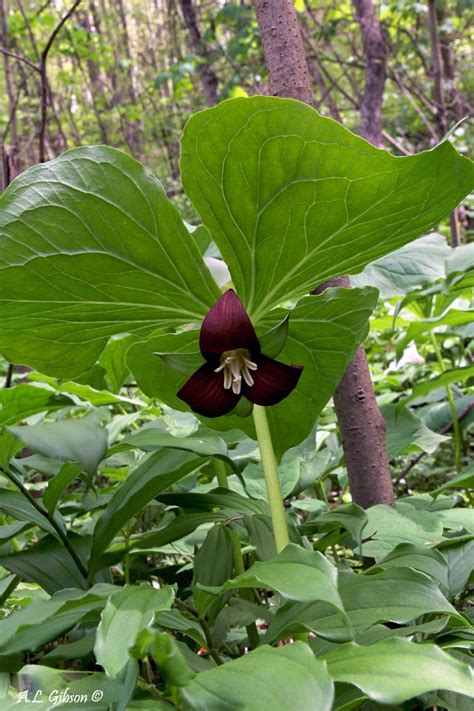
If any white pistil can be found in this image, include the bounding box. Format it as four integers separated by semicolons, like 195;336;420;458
215;348;258;395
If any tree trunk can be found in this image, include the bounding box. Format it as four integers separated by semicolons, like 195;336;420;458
253;0;394;508
427;0;447;138
115;0;143;157
253;0;313;104
352;0;387;146
79;6;110;143
427;0;462;247
177;0;219;106
1;0;20;188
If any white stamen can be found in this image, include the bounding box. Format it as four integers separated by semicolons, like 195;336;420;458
215;349;258;395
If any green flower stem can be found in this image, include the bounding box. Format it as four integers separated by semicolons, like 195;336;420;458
252;405;289;552
213;458;229;488
430;333;463;472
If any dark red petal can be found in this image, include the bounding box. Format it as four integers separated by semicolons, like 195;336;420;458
200;290;260;359
177;362;241;417
243;355;303;406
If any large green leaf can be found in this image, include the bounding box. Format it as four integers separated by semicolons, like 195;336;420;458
128;287;378;455
9;414;108;476
371;542;449;591
204;543;344;610
351;233;452;298
360;503;445;560
90;450;202;562
300;503;368;548
0;430;22;469
440;539;474;597
0;533;89;593
181;642;334;711
192;523;234;618
181;96;473;320
242;460;300;500
0;489;66;539
95;584;175;678
123;428;230;461
0;384;73;427
437;507;474;534
383;405;447;459
324;638;474;704
0;584;116;655
266;567;461;642
0;146;220;377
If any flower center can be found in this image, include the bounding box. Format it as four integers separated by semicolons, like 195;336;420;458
214;348;258;395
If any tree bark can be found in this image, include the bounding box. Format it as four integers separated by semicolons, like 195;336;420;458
177;0;219;106
253;0;313;104
427;0;447;138
78;6;109;143
352;0;387;146
427;0;462;247
115;0;143;157
253;0;394;508
1;0;20;187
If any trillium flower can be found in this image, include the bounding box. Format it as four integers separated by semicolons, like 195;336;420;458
177;290;303;417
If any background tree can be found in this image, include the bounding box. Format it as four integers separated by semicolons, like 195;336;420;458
254;0;394;507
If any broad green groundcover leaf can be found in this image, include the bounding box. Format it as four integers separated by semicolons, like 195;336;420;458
301;503;368;550
203;543;344;609
0;489;66;539
0;533;89;594
441;539;474;597
360;503;444;560
324;638;474;704
266;567;461;642
0;384;73;427
9;413;108;476
95;584;175;678
351;232;452;298
181;642;334;711
372;543;449;591
181;96;474;320
0;584;116;655
383;405;447;459
0;146;219;377
123;428;230;461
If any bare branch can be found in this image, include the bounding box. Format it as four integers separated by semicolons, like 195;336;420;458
0;46;39;73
